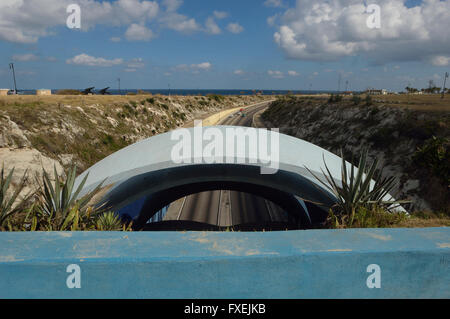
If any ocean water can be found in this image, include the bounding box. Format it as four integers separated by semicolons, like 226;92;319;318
16;89;339;96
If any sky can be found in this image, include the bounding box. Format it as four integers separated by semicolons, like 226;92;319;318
0;0;449;91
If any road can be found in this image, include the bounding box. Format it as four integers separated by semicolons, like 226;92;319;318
161;102;290;229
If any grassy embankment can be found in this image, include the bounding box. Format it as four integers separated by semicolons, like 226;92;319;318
262;93;449;228
0;93;271;231
0;94;269;171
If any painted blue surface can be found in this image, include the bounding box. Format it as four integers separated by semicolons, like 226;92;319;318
0;228;449;299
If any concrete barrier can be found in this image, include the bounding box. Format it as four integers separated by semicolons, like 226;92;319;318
202;100;274;126
0;227;448;299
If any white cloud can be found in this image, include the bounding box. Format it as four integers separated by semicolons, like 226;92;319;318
193;62;212;70
125;23;154;41
127;58;145;69
0;0;161;43
227;22;244;34
264;0;284;8
273;0;450;65
268;70;284;78
162;0;182;12
267;15;278;27
0;0;213;43
288;70;299;76
429;55;450;66
213;11;228;19
12;53;39;62
161;12;201;33
110;37;122;42
175;62;212;72
234;70;245;75
205;17;221;35
66;54;123;67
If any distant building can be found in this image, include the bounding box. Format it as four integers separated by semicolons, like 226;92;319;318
365;89;388;95
36;89;52;96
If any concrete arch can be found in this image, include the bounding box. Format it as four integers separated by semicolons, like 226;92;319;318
74;126;399;226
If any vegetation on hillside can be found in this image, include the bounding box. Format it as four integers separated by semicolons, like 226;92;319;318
262;94;450;222
306;149;410;228
0;165;132;231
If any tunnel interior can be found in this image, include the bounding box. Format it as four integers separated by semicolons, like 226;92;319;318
116;181;330;231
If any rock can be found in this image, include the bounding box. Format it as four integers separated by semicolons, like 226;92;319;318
0;148;64;196
0;115;31;148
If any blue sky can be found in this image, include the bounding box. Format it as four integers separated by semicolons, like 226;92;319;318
0;0;449;91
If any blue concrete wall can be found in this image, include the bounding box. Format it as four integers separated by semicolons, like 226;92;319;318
0;228;448;299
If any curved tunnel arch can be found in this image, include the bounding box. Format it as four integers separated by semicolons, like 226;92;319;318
74;126;400;229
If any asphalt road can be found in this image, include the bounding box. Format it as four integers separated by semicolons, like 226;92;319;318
163;102;289;228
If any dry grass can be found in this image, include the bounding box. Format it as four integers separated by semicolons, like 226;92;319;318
371;94;450;112
289;93;450;111
0;94;184;107
393;217;450;228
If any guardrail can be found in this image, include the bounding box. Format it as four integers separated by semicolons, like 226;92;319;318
0;228;448;299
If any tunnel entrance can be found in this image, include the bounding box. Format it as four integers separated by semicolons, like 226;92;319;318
116;180;329;231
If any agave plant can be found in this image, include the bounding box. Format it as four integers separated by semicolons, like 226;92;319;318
35;165;106;231
0;165;32;227
96;211;125;231
305;149;410;225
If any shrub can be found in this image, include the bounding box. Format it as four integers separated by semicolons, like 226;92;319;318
207;94;225;102
0;166;32;228
327;205;408;228
146;98;155;104
413;136;450;185
365;94;373;106
328;94;343;103
56;89;81;95
352;95;362;105
96;211;126;231
30;165;106;231
305;149;409;226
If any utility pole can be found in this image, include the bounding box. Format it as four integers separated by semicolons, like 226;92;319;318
338;73;342;93
9;63;18;94
117;78;121;95
442;72;449;99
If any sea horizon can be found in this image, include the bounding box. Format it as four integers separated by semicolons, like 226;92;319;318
10;88;351;96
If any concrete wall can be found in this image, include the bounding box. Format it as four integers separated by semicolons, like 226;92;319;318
0;227;448;299
36;89;52;96
0;89;9;96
